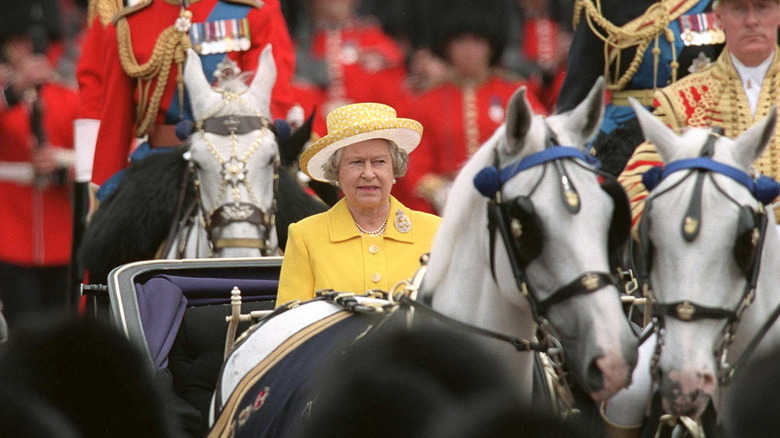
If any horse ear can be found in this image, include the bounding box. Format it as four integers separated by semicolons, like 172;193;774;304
630;97;679;164
504;86;534;152
563;76;605;146
248;44;276;116
184;49;218;118
733;106;777;170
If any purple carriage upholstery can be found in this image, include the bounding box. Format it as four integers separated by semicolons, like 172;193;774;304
106;257;282;436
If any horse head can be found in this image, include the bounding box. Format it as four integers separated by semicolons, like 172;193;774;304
427;78;637;405
183;45;280;258
632;99;779;417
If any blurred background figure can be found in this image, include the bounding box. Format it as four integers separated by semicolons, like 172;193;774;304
394;0;546;214
0;315;179;437
0;0;78;328
286;0;409;135
507;0;573;111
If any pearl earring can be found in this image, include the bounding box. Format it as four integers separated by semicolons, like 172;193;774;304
392;178;397;184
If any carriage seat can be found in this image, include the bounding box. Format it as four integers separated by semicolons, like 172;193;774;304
106;257;282;437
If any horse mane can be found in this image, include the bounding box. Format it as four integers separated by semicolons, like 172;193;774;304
425;126;506;288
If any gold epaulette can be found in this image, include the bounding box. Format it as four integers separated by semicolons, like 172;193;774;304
111;0;152;25
87;0;124;27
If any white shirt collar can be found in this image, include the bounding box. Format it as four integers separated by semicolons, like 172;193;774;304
730;52;774;116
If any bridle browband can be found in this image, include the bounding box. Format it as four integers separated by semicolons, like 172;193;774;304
473;125;620;322
640;129;780;386
198;115;269;136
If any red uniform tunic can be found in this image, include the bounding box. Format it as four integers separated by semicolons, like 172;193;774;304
77;15;110;121
296;17;408;136
395;74;546;213
0;83;77;266
91;0;295;185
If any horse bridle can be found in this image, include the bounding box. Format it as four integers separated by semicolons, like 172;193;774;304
190;89;279;256
465;125;632;412
638;129;780;386
473;125;630;323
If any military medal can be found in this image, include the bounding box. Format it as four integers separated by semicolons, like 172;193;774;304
394;209;411;233
200;22;212;55
215;21;226;53
190;21;204;54
688;52;712;75
239;18;251;51
678;13;723;47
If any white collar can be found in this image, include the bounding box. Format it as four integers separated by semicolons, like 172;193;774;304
730;52;774;116
730;52;773;87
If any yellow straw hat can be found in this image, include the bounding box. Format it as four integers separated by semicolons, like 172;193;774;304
299;103;423;182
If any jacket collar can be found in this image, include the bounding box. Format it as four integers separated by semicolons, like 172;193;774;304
328;196;415;243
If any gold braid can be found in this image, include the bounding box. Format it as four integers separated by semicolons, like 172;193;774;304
573;0;698;91
88;0;124;28
116;17;191;137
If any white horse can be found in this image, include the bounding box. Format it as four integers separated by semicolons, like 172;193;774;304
624;100;780;426
206;79;639;437
423;78;638;405
165;45;281;259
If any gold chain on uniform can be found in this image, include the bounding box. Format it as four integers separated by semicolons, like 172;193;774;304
573;0;701;91
116;9;192;137
462;85;480;155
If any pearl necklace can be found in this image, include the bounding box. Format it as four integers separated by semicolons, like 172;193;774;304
354;209;390;236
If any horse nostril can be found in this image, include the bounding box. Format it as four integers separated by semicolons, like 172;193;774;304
585;357;605;392
700;371;716;395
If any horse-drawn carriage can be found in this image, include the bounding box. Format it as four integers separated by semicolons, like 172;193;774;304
76;42;780;438
81;62;645;437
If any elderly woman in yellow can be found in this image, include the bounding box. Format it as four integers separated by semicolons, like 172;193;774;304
275;103;442;306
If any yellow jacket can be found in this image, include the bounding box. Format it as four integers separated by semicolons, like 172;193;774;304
275;196;441;306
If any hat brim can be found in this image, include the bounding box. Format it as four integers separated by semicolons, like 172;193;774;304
300;119;423;182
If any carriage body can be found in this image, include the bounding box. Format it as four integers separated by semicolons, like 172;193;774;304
105;257;282;436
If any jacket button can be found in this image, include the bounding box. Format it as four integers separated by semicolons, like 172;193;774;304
369;244;379;254
370;273;381;283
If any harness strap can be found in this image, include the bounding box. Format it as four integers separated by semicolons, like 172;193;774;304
212;238;266;250
726;294;780;385
198;115;267;136
719;211;773;384
209;202;267;228
536;272;616;315
397;295;544;353
486;198;539;319
653;301;736;322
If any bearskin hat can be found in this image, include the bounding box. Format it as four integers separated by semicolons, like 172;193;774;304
427;0;511;66
0;0;62;48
